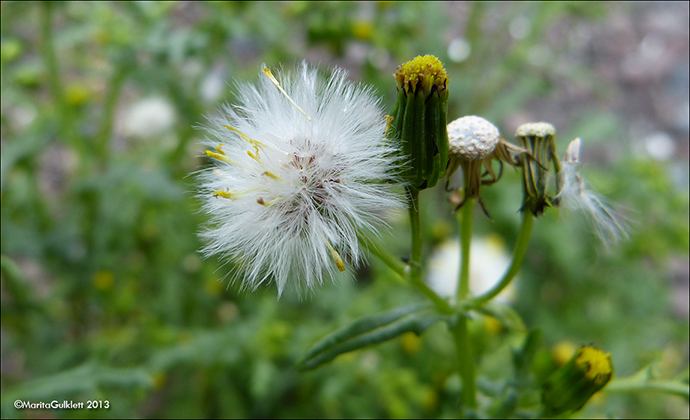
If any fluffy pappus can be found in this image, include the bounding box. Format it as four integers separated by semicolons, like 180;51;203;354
196;62;403;297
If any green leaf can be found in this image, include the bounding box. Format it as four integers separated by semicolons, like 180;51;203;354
297;303;443;371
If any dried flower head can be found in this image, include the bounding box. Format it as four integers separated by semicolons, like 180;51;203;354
197;63;403;296
515;122;559;217
447;115;500;161
446;116;534;217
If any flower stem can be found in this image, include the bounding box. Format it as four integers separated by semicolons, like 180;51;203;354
471;210;534;305
408;188;423;269
41;3;65;114
406;188;453;314
41;2;77;149
458;198;474;300
453;315;477;410
360;235;406;278
605;379;690;398
455;198;477;410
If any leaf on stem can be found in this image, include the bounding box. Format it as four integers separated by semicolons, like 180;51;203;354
297;303;444;371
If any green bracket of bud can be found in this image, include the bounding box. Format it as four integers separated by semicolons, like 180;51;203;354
390;55;450;190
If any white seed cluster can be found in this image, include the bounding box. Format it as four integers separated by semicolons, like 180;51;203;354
197;63;403;297
515;122;555;138
447;116;500;160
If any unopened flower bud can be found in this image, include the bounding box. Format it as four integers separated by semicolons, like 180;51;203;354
390;55;450;190
542;345;613;416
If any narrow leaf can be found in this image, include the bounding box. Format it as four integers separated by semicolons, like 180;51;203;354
297;303;442;371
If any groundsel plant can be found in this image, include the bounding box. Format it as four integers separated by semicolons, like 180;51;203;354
197;62;402;297
195;56;686;418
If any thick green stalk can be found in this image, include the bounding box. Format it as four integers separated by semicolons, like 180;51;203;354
360;235;407;279
453;316;477;410
41;3;65;114
406;188;453;314
605;379;689;398
471;210;534;305
408;188;423;270
96;63;127;168
454;198;477;410
41;2;77;149
458;198;474;300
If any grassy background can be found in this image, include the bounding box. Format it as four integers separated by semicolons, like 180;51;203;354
1;2;688;418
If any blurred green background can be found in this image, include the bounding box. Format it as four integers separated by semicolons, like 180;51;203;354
1;2;688;418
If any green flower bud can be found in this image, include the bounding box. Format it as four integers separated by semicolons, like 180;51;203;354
390;55;450;190
542;345;613;416
515;122;559;217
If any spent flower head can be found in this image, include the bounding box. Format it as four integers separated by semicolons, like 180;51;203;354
446;116;535;217
197;62;403;297
515;122;559;217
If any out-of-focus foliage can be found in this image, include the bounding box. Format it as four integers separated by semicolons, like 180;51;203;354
1;2;687;418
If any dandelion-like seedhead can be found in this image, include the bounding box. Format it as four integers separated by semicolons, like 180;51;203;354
197;63;403;297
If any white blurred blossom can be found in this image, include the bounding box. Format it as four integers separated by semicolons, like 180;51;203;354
123;97;176;138
427;236;516;303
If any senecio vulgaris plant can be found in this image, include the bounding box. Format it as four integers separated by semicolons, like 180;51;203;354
196;56;685;418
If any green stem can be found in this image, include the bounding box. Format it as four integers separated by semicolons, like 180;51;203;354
41;2;76;148
454;198;477;411
453;316;477;411
408;188;422;270
406;188;453;314
360;235;406;278
471;210;534;305
458;198;474;300
606;379;689;398
41;3;64;112
96;61;128;168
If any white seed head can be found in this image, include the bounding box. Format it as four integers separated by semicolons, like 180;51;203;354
515;122;556;138
197;62;403;297
447;116;500;160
